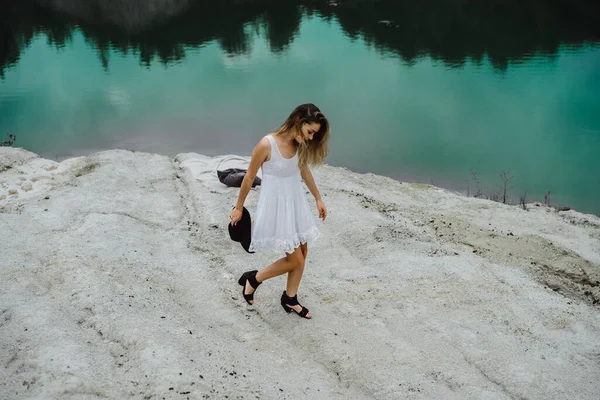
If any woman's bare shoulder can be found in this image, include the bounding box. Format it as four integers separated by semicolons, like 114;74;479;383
258;134;272;147
252;134;272;162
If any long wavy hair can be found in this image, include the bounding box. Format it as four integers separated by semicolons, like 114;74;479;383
273;103;330;170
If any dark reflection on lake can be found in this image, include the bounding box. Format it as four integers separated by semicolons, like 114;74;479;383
1;0;599;213
3;0;599;75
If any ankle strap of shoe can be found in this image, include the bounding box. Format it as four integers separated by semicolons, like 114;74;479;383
248;273;261;289
282;292;299;305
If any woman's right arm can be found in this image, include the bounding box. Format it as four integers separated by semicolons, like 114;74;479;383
230;137;270;225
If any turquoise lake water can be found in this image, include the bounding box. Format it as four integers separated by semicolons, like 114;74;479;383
1;1;599;213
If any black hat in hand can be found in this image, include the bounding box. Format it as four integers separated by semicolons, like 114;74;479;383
228;206;255;254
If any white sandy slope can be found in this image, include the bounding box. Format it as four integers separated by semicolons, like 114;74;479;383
1;147;599;400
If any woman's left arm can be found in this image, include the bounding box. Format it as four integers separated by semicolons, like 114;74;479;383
301;166;327;221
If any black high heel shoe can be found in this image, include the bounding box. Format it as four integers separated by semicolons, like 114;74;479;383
280;291;311;319
238;270;261;305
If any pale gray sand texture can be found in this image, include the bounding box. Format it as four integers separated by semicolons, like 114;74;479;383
1;147;599;399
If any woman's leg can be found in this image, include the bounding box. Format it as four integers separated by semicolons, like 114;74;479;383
285;242;311;318
243;246;304;304
286;242;307;297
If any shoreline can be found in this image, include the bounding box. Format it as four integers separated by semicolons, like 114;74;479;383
1;146;600;399
21;146;600;218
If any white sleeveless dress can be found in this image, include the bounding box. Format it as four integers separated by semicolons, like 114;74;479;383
248;134;320;254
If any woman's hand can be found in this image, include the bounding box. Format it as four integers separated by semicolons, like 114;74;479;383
301;167;326;222
316;199;327;221
230;207;242;225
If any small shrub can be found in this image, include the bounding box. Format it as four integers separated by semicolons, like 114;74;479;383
544;190;552;207
499;169;513;204
1;133;16;147
470;169;482;198
519;193;527;211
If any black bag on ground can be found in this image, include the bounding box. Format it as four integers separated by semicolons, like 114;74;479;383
217;168;261;188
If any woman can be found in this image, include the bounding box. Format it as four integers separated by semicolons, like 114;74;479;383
229;103;330;319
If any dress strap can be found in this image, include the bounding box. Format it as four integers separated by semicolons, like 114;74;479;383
266;134;279;159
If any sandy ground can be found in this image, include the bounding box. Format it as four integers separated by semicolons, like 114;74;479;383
1;147;599;400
